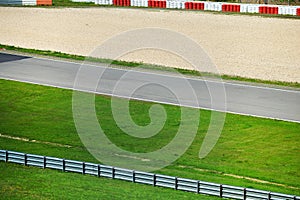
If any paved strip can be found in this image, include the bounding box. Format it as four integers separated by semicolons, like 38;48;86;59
0;52;299;123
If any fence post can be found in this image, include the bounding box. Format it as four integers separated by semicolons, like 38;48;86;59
268;192;271;200
82;162;85;175
153;174;156;186
112;167;115;179
220;184;223;198
97;165;101;177
24;154;27;166
5;150;8;162
62;159;65;172
243;188;247;200
132;171;135;183
197;181;200;194
43;156;46;168
175;177;178;190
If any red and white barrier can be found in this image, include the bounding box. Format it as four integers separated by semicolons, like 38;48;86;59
75;0;300;16
0;0;51;5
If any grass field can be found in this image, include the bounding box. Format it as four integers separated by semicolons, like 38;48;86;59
0;162;222;200
0;79;299;197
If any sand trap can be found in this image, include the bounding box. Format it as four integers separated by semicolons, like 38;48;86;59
0;7;299;82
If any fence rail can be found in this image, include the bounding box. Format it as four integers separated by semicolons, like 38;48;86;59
1;150;299;200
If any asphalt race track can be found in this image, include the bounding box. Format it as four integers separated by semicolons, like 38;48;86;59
0;52;299;123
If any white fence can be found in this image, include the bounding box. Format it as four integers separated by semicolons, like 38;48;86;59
1;150;299;200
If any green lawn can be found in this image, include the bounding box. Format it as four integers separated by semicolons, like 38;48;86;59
0;79;299;197
0;162;222;200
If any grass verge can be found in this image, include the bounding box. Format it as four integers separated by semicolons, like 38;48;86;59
1;43;299;88
0;162;222;200
0;79;299;196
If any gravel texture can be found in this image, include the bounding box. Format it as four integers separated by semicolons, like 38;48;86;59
0;7;299;82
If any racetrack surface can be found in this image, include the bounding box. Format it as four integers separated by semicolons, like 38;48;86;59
0;52;299;123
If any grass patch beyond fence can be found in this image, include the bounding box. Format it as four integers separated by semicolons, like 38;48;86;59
0;162;222;200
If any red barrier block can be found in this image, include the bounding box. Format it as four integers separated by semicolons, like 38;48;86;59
192;2;204;10
234;5;240;12
191;2;194;9
201;2;204;9
188;2;192;9
149;0;166;8
185;2;190;9
259;6;266;14
259;6;278;14
37;0;52;5
297;8;300;16
222;4;227;12
222;4;240;12
263;6;267;13
198;2;204;10
185;2;204;10
156;1;160;7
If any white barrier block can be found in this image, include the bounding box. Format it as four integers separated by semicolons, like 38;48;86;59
278;6;285;15
131;0;147;7
74;0;94;2
22;0;36;5
204;2;222;11
240;4;249;13
180;1;185;9
166;1;185;9
213;2;222;11
247;5;259;13
291;6;299;15
278;6;297;15
204;2;211;10
166;1;170;8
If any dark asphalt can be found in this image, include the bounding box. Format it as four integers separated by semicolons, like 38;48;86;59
0;52;299;123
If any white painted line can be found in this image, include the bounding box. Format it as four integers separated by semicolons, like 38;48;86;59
1;76;299;124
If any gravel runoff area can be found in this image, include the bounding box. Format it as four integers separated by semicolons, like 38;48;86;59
0;7;299;83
